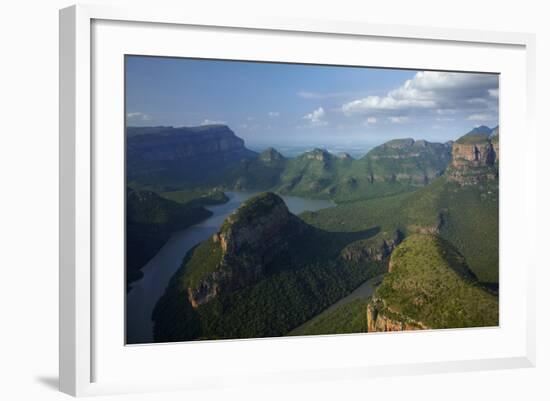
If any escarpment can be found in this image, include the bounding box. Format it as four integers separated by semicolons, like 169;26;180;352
127;124;257;163
185;192;307;308
447;126;499;185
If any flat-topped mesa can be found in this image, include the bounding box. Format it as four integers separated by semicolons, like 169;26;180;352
126;124;257;164
185;192;306;308
447;125;499;185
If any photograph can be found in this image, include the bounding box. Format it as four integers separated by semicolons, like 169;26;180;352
124;55;499;344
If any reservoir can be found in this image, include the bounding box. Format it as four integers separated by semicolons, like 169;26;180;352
126;191;334;344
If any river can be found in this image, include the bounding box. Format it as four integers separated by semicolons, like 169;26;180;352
126;191;334;344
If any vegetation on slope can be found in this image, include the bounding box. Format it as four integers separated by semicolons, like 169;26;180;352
152;193;387;342
288;298;370;336
301;177;499;284
372;234;498;329
180;238;223;289
127;126;453;201
159;189;228;207
126;188;221;287
454;125;493;145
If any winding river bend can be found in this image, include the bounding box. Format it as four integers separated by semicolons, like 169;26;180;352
126;191;334;344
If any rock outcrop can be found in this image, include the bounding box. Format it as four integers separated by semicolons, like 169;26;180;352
367;297;428;332
341;230;404;264
447;125;499;185
186;192;307;308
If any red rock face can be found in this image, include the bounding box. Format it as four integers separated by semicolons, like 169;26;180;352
451;142;497;168
366;298;428;332
447;138;499;185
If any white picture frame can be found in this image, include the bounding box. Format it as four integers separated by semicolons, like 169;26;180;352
59;4;536;397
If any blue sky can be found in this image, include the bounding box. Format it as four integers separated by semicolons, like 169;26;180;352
126;56;499;152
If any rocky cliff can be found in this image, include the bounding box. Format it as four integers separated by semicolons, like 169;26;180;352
447;125;499;185
367;297;428;332
185;192;307;307
126;125;257;187
341;230;404;264
127;124;256;163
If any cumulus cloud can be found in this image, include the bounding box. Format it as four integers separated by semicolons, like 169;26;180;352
302;107;327;126
126;112;150;121
200;119;226;125
341;71;498;122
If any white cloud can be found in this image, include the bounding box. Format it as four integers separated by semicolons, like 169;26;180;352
467;113;493;122
126;112;150;121
302;107;327;126
268;111;280;118
436;117;455;122
200;119;226;125
341;71;498;122
388;116;408;124
366;117;378;124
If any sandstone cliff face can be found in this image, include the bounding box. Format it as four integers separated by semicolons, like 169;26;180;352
447;126;499;185
367;297;428;332
451;142;497;168
187;193;305;308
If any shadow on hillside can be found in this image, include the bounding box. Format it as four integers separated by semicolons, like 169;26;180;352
291;225;381;263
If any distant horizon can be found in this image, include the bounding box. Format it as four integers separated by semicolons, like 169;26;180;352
126;122;498;158
125;56;499;146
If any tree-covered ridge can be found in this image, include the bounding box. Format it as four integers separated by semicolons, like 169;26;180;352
126;124;457;201
369;234;498;330
126;188;227;288
301;176;499;284
152;192;387;342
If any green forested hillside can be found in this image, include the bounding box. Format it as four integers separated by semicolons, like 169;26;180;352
128;126;452;201
370;234;498;329
126;188;223;287
301;177;499;284
152;193;387;342
288;298;370;336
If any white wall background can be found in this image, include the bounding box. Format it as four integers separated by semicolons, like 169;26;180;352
0;0;547;400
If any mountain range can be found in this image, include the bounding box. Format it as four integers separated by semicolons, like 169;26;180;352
127;124;455;201
126;123;499;340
